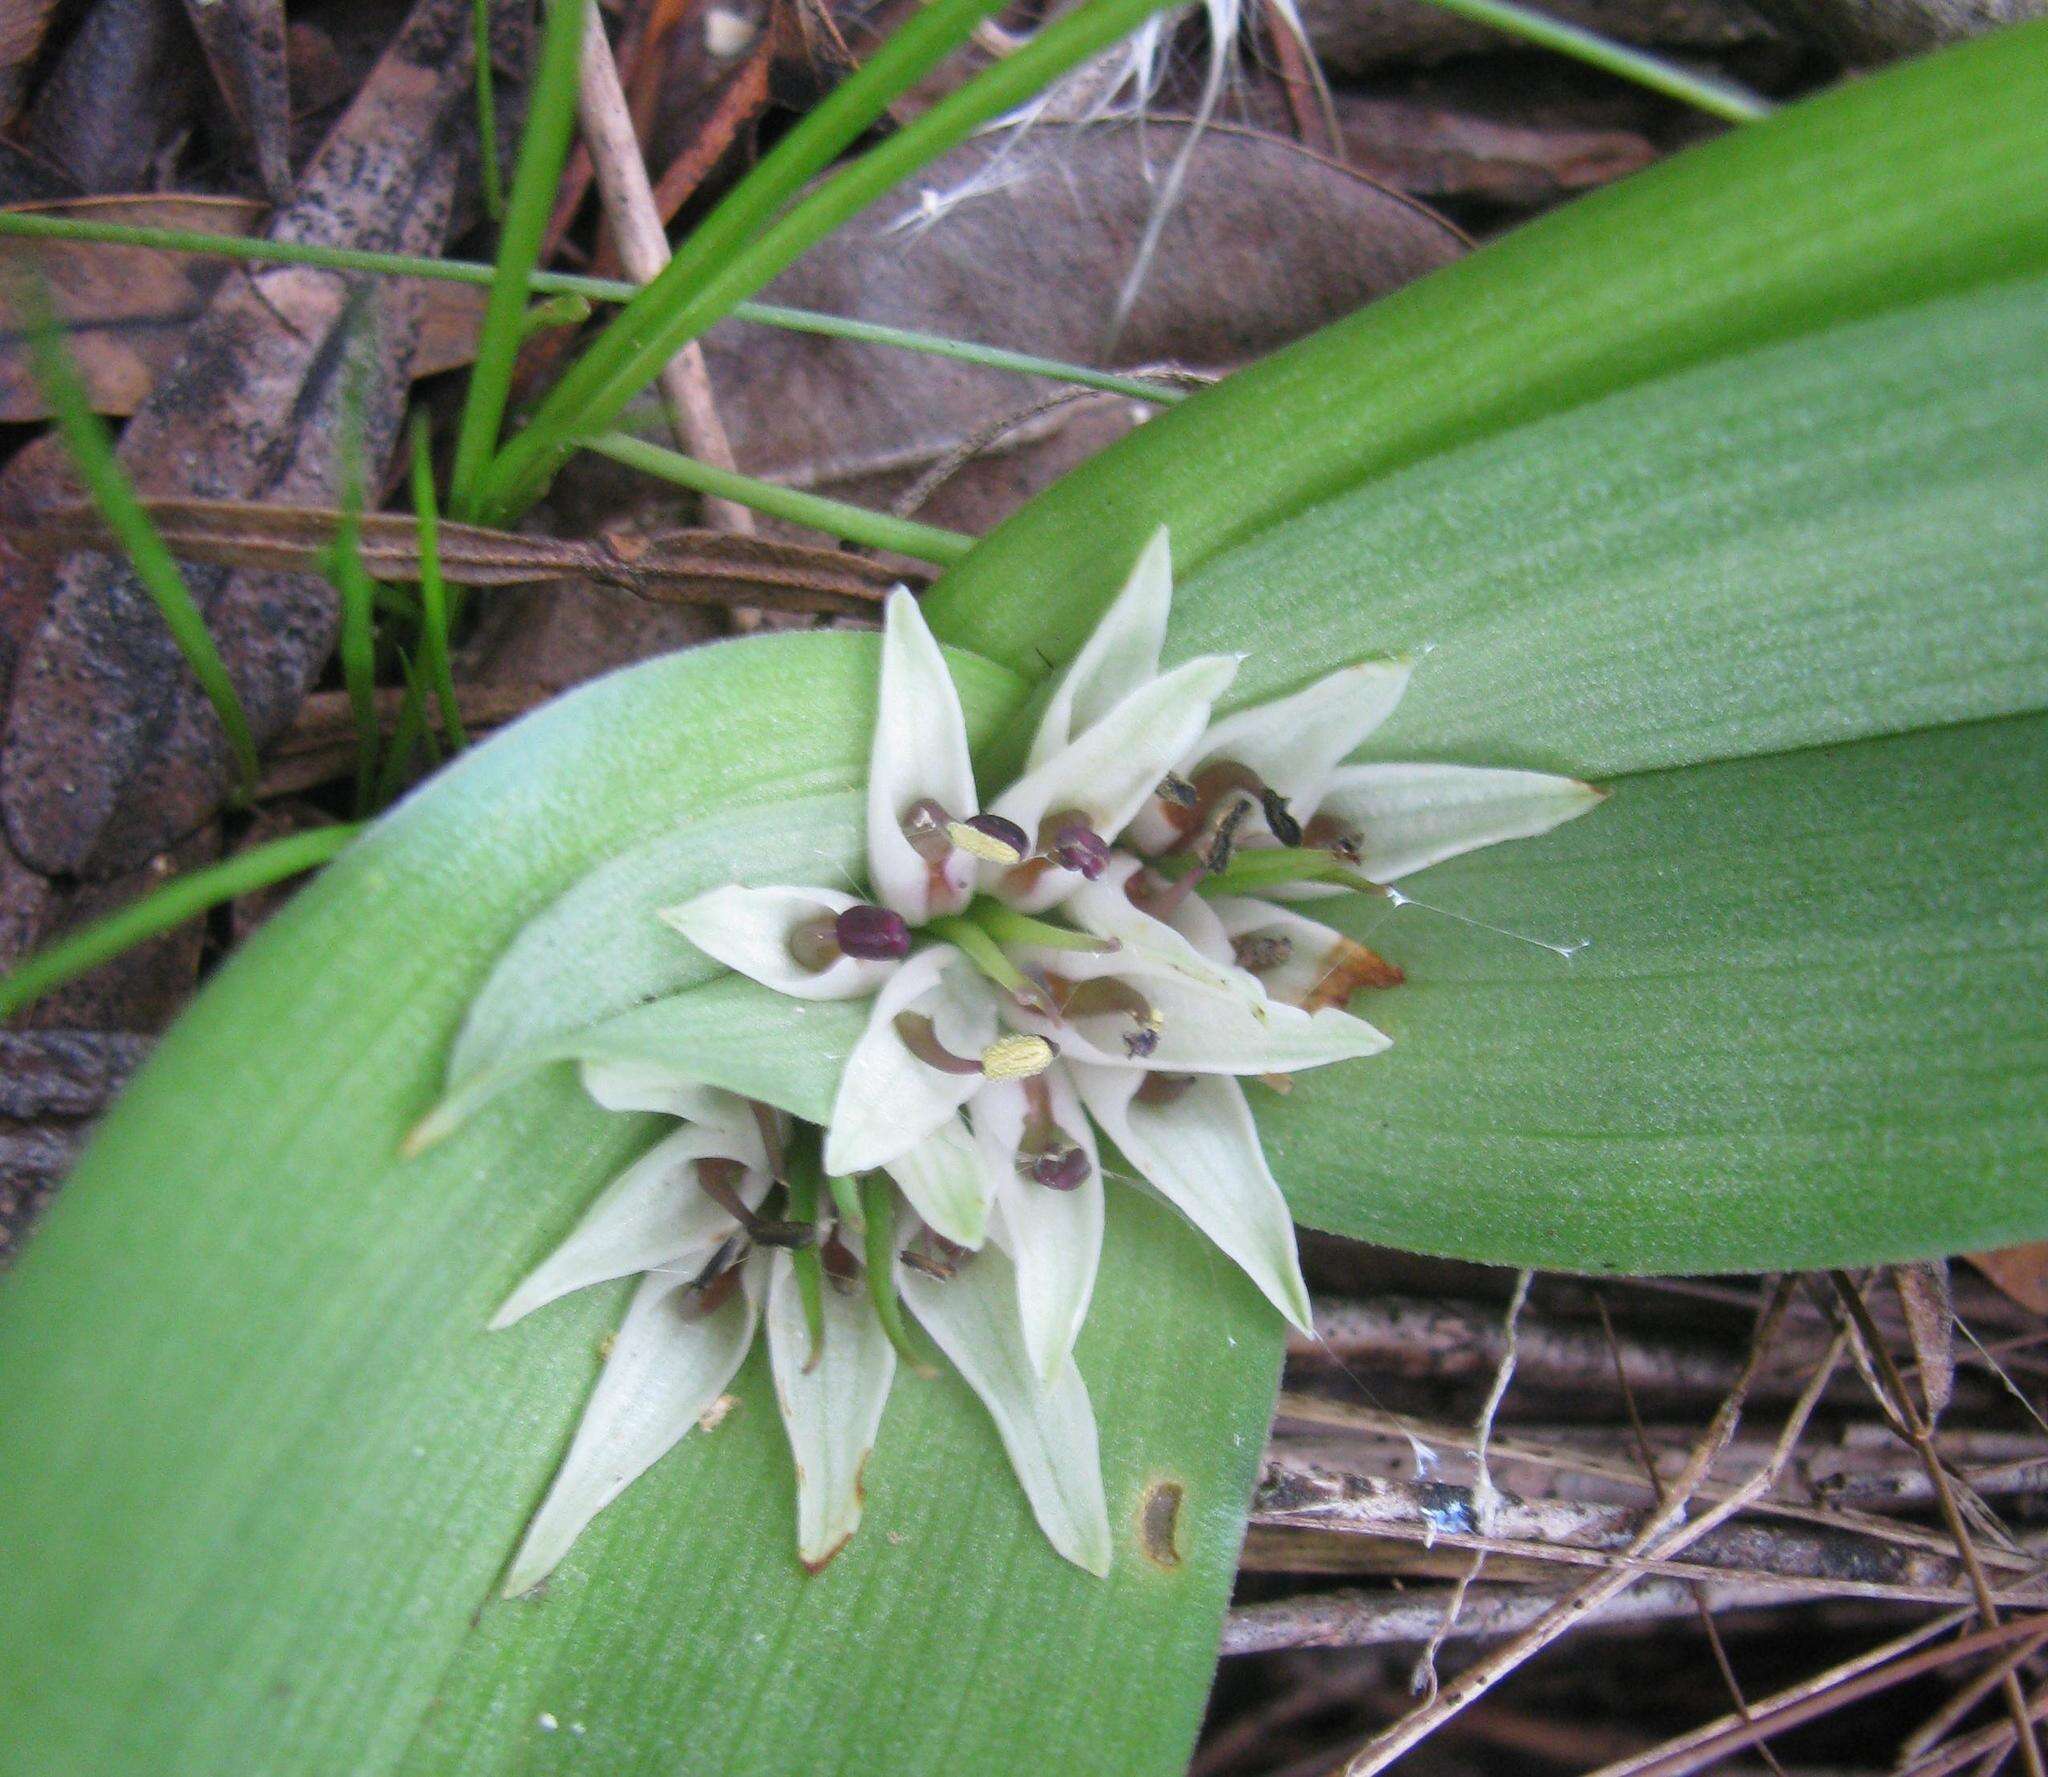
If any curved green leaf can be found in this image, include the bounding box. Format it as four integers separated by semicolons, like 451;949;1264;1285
0;635;1282;1776
930;29;2048;1271
926;20;2048;669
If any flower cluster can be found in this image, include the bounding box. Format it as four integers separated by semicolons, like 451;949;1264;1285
492;530;1601;1589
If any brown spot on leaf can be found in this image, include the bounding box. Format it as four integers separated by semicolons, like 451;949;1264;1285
1139;1479;1185;1569
1302;937;1404;1012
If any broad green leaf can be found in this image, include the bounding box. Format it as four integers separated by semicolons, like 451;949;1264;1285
1263;712;2048;1271
0;634;1282;1776
926;19;2048;668
933;29;2048;1271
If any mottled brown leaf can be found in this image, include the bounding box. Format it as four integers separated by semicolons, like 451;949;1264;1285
0;0;471;880
181;0;295;201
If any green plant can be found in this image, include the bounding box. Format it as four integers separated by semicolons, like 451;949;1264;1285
0;13;2043;1777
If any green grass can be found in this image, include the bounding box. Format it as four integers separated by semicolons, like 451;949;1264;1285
0;212;1187;403
0;824;357;1018
472;0;504;220
588;432;974;565
448;0;589;518
409;414;466;752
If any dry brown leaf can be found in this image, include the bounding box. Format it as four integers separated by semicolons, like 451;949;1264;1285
0;0;472;880
1965;1243;2048;1317
697;119;1466;537
21;0;204;192
1296;0;1776;77
1892;1261;1957;1424
180;0;297;201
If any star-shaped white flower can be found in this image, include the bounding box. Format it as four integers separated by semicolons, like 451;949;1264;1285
491;527;1603;1583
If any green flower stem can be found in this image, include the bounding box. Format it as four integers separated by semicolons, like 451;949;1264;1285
860;1177;935;1378
925;915;1038;1001
587;432;973;565
0;213;1184;405
1413;0;1773;123
784;1157;826;1364
1192;848;1380;896
827;1171;866;1237
0;825;357;1019
967;901;1119;954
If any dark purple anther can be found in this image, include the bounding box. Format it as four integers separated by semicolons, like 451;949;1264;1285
1027;1145;1091;1191
1047;820;1111;880
835;903;912;961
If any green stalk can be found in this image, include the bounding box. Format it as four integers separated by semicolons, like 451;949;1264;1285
0;213;1185;405
925;914;1040;1002
22;297;260;798
784;1159;826;1365
0;825;356;1018
968;901;1118;953
587;432;972;565
1412;0;1772;124
408;414;466;751
477;0;1186;522
1194;847;1378;896
827;1171;866;1236
324;431;382;816
448;0;588;517
472;0;504;220
860;1176;936;1378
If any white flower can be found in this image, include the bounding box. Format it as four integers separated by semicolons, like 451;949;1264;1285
492;527;1603;1584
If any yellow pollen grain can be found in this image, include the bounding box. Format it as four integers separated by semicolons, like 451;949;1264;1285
946;820;1023;864
980;1034;1055;1080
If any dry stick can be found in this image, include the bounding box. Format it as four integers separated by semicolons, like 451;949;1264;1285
1908;1638;2048;1766
575;6;755;539
1338;1279;1827;1775
1583;1607;1975;1777
1411;1270;1532;1701
1595;1290;1789;1777
1905;1678;2048;1777
1591;1618;2048;1777
1833;1270;2048;1777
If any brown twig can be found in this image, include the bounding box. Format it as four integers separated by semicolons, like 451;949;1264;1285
1833;1269;2047;1777
1336;1280;1830;1773
38;498;901;611
575;5;754;538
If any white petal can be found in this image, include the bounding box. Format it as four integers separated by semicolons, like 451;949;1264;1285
868;588;978;923
660;884;899;1000
900;1244;1112;1576
1058;855;1247;993
766;1250;897;1571
502;1264;760;1594
1070;1064;1312;1332
1025;527;1173;770
1208;895;1403;1013
975;1072;1104;1383
1311;762;1606;883
1009;949;1388;1075
886;1113;1000;1248
822;947;996;1175
1190;658;1413;814
991;655;1239;910
491;1127;768;1329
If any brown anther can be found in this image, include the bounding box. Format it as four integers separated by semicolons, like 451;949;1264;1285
1232;931;1294;974
951;812;1029;864
1302;811;1365;865
901;1229;970;1280
901;797;955;864
1134;1072;1197;1107
820;1228;862;1289
1260;786;1304;847
893;1012;985;1076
